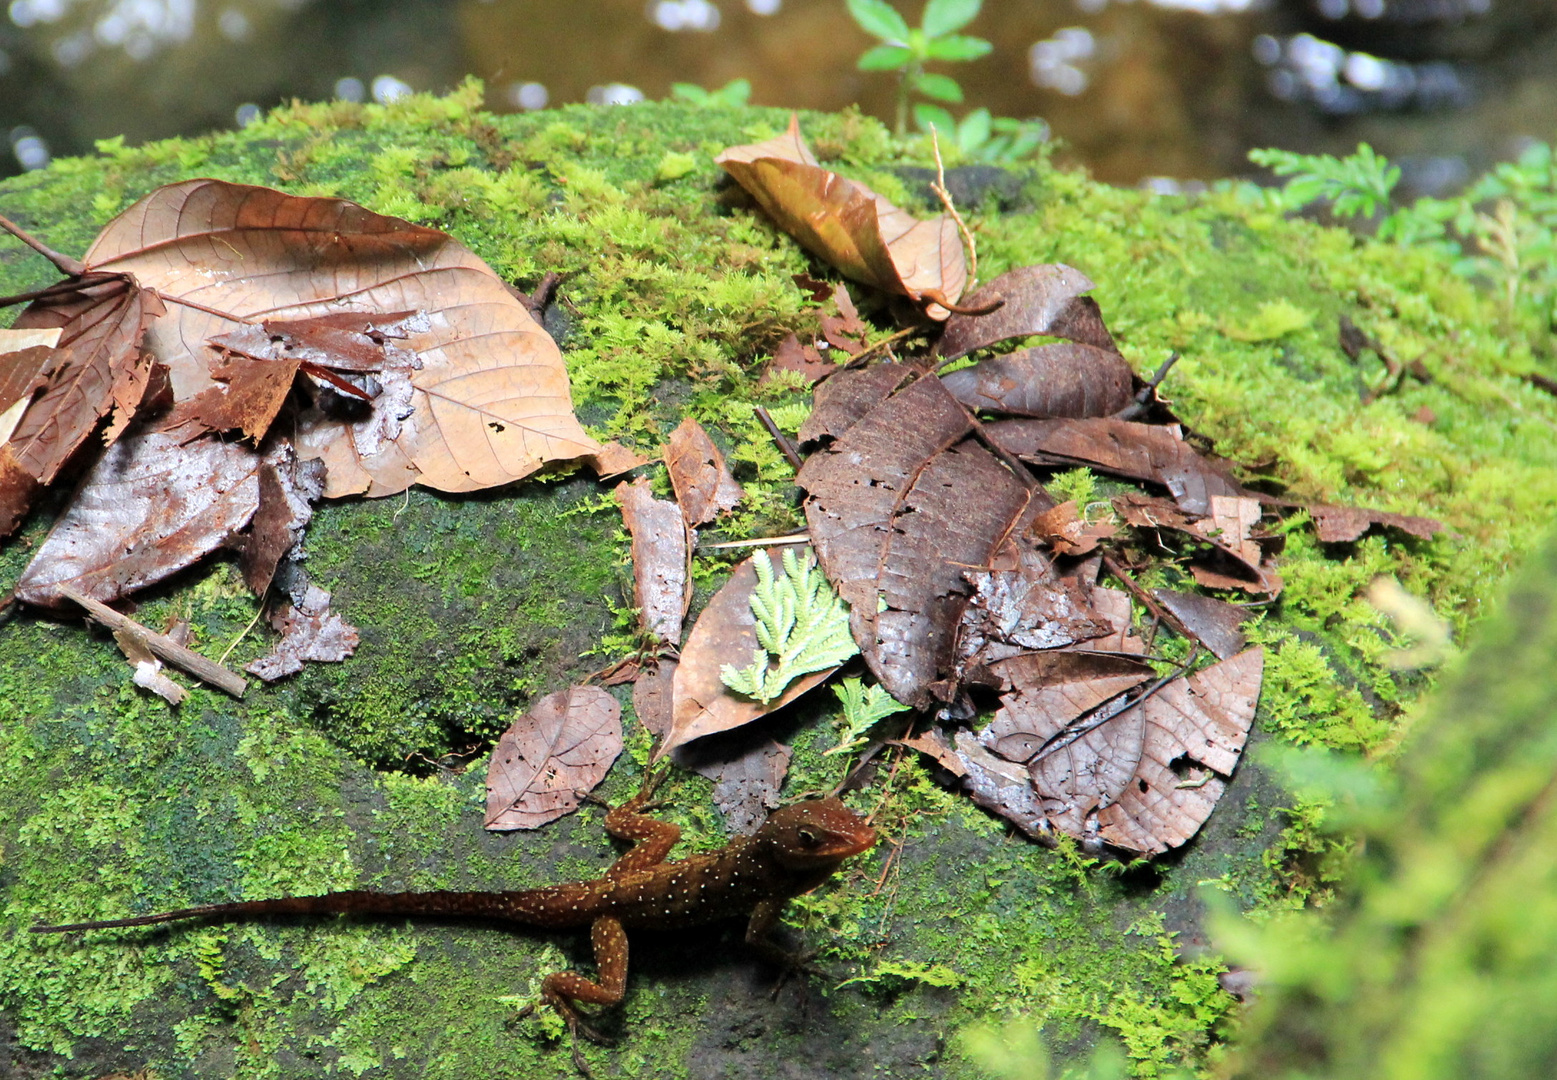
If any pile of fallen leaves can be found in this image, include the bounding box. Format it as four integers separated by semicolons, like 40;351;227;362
482;119;1442;858
2;120;1442;858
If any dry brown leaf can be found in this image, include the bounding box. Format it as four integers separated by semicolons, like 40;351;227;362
954;729;1056;844
81;179;597;498
240;457;325;597
940;343;1135;419
0;446;37;536
937;264;1117;360
955;543;1113;673
1115;492;1283;596
484;685;623;831
796;362;913;449
615;476;689;645
12;430;279;607
798;374;1033;708
584;440;652;479
663;417;743;527
0;326;63;443
717;116;966;319
631;657;677;738
819;283;869;356
246;580;359;681
660;556;837;756
1309;504;1443;543
1095;648;1263;854
897;726;968;777
987;417;1246;517
673;726;793;834
765;332;835;387
0;274;162;532
1029;500;1115;556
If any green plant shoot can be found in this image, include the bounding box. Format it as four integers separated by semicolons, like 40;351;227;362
847;0;992;136
825;677;910;755
1248;143;1400;220
720;548;858;704
912;104;1048;164
668;79;753;107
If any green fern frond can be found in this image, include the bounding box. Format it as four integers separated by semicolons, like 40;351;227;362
720;548;857;704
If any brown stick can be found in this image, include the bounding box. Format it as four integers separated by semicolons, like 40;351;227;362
1099;553;1205;652
58;585;248;698
0;211;84;277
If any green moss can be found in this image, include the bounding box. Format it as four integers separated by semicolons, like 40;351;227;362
2;84;1555;1079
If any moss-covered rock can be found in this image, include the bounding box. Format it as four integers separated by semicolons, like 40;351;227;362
1;82;1553;1079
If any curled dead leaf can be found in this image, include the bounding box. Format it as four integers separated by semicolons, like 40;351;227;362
937;264;1117;360
718;116;966;319
664;417;743;527
615;476;690;645
940;343;1135;419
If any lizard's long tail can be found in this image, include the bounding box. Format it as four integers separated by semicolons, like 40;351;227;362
31;889;566;933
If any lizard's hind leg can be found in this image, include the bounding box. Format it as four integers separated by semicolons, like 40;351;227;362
530;915;630;1073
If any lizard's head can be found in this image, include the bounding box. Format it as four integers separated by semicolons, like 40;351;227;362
758;797;878;872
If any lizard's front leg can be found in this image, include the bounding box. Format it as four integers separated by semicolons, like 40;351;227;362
743;899;826;980
602;768;680;876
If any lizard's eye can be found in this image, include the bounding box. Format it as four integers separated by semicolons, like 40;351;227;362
796;827;820;848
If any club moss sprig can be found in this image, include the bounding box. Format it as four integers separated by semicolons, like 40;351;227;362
720;548;857;704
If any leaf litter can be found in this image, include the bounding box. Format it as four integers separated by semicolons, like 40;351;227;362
1;178;606;694
485;685;623;831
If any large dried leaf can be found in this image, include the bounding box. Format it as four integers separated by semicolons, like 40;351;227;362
1095;648;1263;854
83;179;598;497
2;274;161;512
937;264;1117;360
484;685;623;831
13;430;279;607
940;343;1135;419
718;117;966;318
664;417;743;527
975;648;1262;855
986;417;1246;516
661;556;837;756
797;374;1033;708
615;476;689;645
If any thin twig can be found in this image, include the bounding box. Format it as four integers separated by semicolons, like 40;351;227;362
0;211;84;276
1113;352;1179;421
843;325;922;369
753;405;803;471
1099;552;1204;651
59;585;248;697
0;277;96;309
699;532;810;551
928;127;977;291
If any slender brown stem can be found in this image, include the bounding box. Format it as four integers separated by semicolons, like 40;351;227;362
0;211;84;277
928;127;978;291
1099;552;1204;652
753;405;803;471
0;278;94;309
58;585;248;698
842;325;922;369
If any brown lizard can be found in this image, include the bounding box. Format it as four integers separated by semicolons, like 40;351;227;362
31;774;877;1071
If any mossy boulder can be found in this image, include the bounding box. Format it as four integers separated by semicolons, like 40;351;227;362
2;82;1554;1079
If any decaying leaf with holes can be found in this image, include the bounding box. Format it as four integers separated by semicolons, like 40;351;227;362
485;686;623;831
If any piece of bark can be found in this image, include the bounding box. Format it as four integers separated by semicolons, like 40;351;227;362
113;627;188;705
484;685;623;831
664;417;743;527
937;264;1117;360
615;476;690;645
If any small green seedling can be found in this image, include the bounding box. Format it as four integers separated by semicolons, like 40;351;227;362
720;548;858;704
825;677;910;756
1248;143;1399;220
847;0;992;136
912;104;1048;164
668;79;753;108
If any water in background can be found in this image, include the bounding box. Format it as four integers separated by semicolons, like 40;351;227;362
1;0;1553;193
